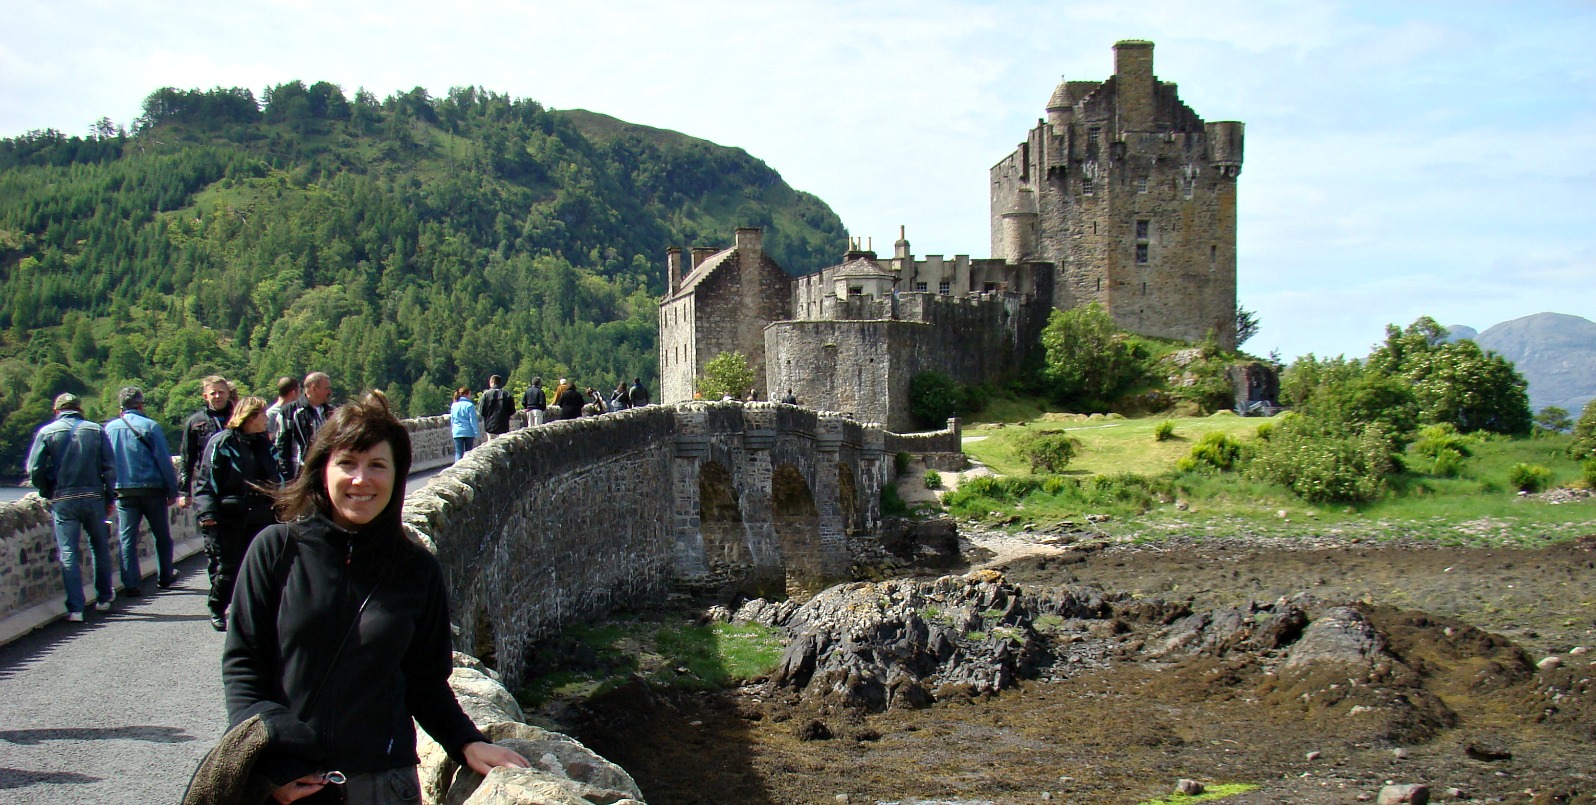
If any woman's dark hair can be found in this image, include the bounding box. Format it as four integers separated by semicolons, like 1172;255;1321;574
455;387;471;401
273;390;413;533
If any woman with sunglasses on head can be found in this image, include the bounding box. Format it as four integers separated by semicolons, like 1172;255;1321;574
221;391;526;803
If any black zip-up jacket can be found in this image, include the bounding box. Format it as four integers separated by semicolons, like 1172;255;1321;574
478;387;514;434
192;429;281;531
178;404;232;497
222;516;485;784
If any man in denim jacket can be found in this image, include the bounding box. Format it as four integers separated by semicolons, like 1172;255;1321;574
105;386;181;595
26;393;117;622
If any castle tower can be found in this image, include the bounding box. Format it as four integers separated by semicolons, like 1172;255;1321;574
990;40;1244;349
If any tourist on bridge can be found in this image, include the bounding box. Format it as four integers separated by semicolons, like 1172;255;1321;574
608;380;631;412
584;387;605;416
275;372;334;481
220;391;528;801
177;376;234;509
450;387;480;461
522;375;547;426
478;374;514;438
556;380;585;421
104;386;181;596
781;389;798;405
26;393;117;622
264;376;300;442
193;396;282;632
628;377;650;408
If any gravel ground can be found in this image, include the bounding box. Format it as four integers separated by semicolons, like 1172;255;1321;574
568;523;1596;805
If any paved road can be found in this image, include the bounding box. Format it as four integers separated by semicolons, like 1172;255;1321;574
0;551;224;803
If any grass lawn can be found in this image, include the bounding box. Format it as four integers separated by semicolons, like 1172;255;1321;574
963;412;1263;477
949;406;1594;543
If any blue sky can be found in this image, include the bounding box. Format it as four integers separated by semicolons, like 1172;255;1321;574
4;0;1592;361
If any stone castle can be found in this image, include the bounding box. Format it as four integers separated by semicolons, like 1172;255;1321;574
659;41;1244;431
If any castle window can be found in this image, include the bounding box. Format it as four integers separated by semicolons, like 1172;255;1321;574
1136;244;1149;264
983;282;998;293
1210;245;1218;268
1082;178;1094;196
848;285;863;296
1142;282;1147;295
938;281;950;295
1136;177;1148;194
1184;179;1194;200
1135;219;1150;239
915;282;927;292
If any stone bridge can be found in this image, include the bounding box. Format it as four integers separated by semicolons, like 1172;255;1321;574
1;402;959;689
404;401;958;688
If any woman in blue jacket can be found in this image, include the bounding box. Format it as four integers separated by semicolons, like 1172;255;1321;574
449;387;479;462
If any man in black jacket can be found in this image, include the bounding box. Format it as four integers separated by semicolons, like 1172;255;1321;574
478;375;514;438
275;372;334;480
521;376;547;427
178;376;234;509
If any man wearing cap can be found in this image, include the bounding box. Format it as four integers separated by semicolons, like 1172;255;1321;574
26;393;118;622
104;386;181;595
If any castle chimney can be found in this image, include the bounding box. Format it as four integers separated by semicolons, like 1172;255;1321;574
1113;40;1155;133
666;246;683;293
690;246;715;269
734;226;763;256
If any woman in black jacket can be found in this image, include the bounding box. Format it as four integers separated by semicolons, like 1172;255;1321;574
194;396;281;633
221;391;526;803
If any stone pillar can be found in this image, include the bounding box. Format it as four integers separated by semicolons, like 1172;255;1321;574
672;435;709;578
812;424;848;580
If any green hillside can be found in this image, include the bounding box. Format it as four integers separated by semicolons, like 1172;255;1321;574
0;82;847;475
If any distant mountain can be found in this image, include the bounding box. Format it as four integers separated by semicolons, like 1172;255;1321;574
1472;313;1596;415
1443;324;1477;342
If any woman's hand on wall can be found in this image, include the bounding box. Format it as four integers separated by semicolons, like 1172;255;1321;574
463;741;531;776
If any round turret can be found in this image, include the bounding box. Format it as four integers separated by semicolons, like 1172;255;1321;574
1046;76;1074;129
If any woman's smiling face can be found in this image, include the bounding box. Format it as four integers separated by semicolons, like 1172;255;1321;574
325;441;395;529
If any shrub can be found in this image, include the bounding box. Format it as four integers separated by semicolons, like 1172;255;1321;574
1180;431;1243;473
1507;463;1553;493
696;351;754;400
1244;418;1398;504
1411;423;1473;460
1583;457;1596;488
1429;447;1466;478
909;371;960;429
1153;420;1176;441
1018;431;1080;473
880;483;908;516
1039;303;1150;407
1572;399;1596;460
923;469;943;489
894;451;912;476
